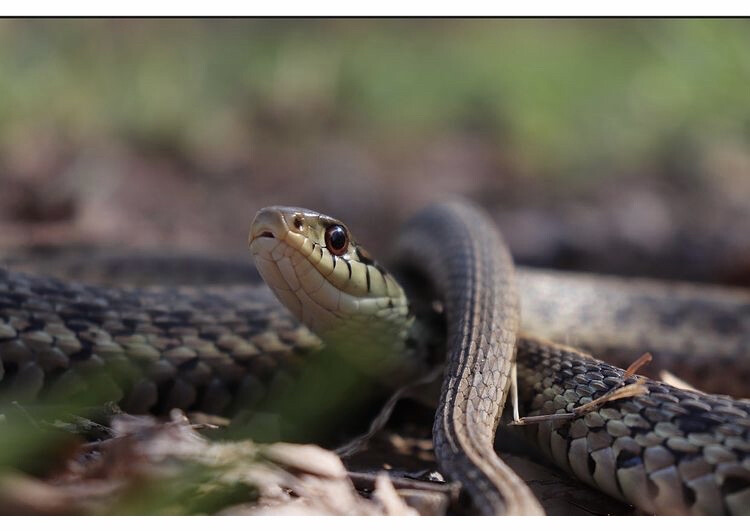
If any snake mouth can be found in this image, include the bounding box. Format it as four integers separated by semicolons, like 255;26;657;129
249;207;293;246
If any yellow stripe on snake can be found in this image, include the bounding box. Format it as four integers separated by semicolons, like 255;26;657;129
1;202;749;515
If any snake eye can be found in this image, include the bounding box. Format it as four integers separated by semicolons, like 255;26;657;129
325;225;348;256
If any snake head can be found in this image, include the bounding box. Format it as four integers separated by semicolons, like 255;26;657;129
249;206;411;355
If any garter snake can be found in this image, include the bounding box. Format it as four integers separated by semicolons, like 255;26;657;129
1;202;749;515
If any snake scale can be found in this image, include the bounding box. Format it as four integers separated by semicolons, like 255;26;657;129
1;201;749;515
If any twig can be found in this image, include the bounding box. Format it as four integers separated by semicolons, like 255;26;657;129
510;383;649;426
625;352;652;376
335;365;443;457
510;352;654;427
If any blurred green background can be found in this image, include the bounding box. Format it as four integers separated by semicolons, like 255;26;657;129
1;19;750;280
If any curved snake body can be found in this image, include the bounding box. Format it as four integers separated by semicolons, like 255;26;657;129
1;202;749;515
392;202;543;514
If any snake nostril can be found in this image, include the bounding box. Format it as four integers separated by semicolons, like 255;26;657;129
258;231;275;239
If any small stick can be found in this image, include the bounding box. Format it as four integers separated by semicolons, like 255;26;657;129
509;411;575;426
335;365;443;457
510;362;520;423
510;382;649;426
625;352;652;376
570;383;649;415
510;350;654;427
11;401;41;430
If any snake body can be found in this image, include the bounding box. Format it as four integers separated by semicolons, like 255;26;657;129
517;269;750;398
1;202;749;515
515;338;750;515
0;268;316;414
391;202;543;514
